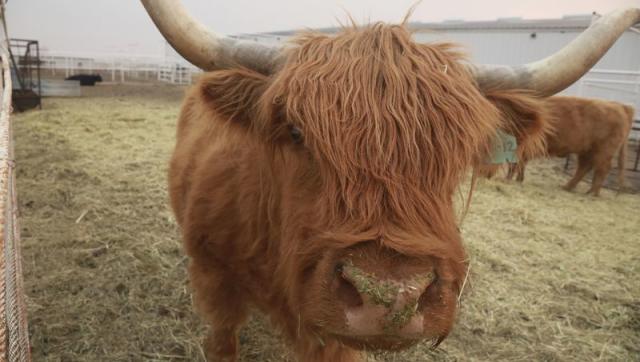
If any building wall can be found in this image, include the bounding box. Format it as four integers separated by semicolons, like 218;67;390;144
414;29;640;117
413;30;640;71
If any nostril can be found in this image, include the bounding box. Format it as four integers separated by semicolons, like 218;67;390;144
417;273;438;312
335;266;364;308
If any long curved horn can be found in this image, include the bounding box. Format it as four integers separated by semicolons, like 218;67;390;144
140;0;282;74
473;8;640;95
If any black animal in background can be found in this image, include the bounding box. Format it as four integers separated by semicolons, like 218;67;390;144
65;74;103;86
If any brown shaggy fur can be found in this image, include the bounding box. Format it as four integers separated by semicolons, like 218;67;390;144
507;96;635;196
169;23;549;361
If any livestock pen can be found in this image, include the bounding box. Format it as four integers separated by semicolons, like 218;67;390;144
13;83;640;361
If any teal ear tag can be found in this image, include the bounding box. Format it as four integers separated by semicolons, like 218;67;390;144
489;130;518;164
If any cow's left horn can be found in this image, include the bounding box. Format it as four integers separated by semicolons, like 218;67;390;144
472;7;640;96
140;0;282;74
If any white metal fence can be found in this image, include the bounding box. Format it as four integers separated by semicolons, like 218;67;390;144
37;54;199;85
157;64;192;85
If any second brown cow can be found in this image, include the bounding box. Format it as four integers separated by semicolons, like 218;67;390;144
507;96;635;196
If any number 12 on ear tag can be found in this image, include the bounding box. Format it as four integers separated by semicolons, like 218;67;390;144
489;130;518;164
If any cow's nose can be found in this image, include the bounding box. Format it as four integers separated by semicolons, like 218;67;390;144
335;262;436;336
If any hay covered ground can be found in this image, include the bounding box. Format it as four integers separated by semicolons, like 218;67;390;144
14;84;640;361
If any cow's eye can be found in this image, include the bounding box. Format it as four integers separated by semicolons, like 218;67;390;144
289;125;304;144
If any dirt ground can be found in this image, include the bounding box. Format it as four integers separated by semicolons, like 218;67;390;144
13;83;640;361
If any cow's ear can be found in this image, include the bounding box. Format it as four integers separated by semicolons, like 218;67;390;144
484;90;553;161
198;68;268;127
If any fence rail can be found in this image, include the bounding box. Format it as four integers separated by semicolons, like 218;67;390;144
34;54;200;85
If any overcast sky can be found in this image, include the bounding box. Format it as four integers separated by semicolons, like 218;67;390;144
7;0;640;57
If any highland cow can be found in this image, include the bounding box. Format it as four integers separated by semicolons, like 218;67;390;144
140;1;640;360
507;96;635;196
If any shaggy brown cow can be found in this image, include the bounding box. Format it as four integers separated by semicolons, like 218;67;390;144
140;1;640;360
170;31;549;360
507;96;635;196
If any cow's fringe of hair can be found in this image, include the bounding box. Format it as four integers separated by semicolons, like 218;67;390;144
264;23;501;249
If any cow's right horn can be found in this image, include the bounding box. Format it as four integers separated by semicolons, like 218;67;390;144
140;0;283;74
472;8;640;96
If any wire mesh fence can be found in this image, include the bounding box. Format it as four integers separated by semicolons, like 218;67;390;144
0;0;31;360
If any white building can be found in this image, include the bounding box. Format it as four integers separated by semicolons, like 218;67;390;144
235;13;640;123
411;14;640;113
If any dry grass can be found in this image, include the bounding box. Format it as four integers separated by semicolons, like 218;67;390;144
13;84;640;361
